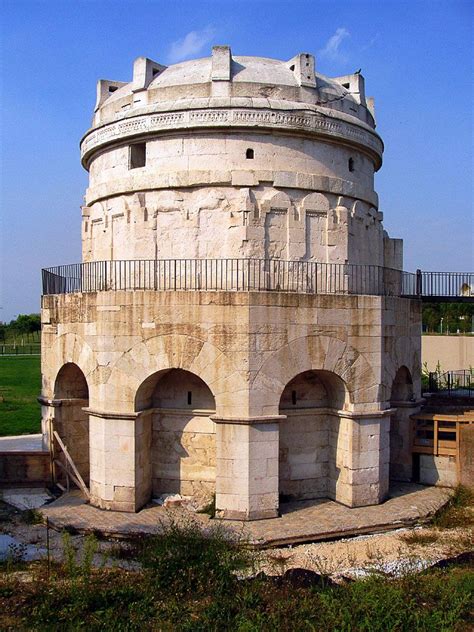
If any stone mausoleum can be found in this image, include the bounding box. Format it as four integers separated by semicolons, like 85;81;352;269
40;47;422;519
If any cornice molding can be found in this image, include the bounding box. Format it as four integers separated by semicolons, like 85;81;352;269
80;106;383;170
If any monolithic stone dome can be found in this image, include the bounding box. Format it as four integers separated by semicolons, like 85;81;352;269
82;47;381;169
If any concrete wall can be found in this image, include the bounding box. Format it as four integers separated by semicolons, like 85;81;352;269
422;335;474;372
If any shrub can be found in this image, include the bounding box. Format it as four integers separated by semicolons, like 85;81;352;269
139;517;254;596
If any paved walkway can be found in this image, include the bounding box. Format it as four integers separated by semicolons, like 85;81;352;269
0;434;43;451
40;484;452;547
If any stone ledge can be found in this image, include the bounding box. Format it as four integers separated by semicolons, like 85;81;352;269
212;415;286;425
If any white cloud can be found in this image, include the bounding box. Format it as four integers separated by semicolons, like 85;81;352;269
319;27;350;62
167;26;216;63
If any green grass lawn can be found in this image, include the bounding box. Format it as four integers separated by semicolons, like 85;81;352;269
0;356;41;436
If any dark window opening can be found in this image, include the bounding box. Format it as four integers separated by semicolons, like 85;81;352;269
108;85;118;93
246;148;254;159
289;65;295;71
187;391;192;405
292;390;297;405
348;157;355;172
438;431;456;441
152;68;160;76
129;143;146;169
342;82;350;89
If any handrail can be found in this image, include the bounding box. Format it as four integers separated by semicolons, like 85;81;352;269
41;259;416;297
427;370;474;398
40;259;473;299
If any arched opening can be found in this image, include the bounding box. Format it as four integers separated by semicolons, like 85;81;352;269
53;363;90;483
135;369;216;505
390;366;414;483
278;370;348;502
391;366;414;402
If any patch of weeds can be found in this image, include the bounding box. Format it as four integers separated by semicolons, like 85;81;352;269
1;525;473;631
0;542;28;573
107;536;146;561
61;531;98;579
140;516;255;597
19;508;43;525
401;529;440;546
432;485;474;529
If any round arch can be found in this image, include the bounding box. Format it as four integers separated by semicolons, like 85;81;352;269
253;334;377;415
390;366;414;403
42;333;95;401
106;333;245;415
52;362;90;484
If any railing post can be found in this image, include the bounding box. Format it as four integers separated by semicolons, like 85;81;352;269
416;269;422;297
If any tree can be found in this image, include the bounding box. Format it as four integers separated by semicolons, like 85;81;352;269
8;314;41;334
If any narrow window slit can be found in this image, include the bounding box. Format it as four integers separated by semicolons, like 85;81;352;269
129;142;146;169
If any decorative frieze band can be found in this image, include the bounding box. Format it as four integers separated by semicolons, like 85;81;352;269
80;107;383;168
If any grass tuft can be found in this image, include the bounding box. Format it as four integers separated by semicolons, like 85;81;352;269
401;529;440;546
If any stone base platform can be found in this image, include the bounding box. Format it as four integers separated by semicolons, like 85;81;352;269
39;484;452;547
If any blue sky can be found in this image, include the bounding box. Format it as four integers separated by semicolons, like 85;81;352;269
1;0;472;321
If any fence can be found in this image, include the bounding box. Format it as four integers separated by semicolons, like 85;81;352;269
0;344;41;356
428;370;474;398
42;259;416;297
419;272;474;298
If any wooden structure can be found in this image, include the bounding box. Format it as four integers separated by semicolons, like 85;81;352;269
411;410;474;486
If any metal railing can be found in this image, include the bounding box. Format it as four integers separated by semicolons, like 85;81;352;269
419;272;474;298
42;259;415;297
0;344;41;356
41;260;474;299
428;370;474;398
